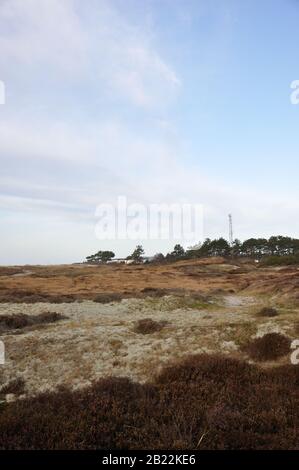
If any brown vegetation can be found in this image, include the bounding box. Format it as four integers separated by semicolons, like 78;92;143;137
257;307;279;317
244;333;291;361
0;258;299;449
0;258;298;304
0;311;66;333
133;318;168;335
0;267;25;276
0;290;78;303
1;355;299;449
93;293;122;303
0;378;25;397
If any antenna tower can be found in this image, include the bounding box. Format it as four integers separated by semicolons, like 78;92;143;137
228;214;233;246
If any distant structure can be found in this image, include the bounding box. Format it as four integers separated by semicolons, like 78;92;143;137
228;214;233;246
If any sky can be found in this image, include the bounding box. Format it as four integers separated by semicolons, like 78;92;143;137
1;0;299;264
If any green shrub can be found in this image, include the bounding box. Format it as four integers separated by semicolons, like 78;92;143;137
260;255;299;266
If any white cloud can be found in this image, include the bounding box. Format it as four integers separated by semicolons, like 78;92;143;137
109;45;180;108
0;0;180;108
0;0;87;73
0;119;97;163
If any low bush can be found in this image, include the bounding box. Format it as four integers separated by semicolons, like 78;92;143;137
93;293;122;303
244;333;291;361
0;312;67;333
133;318;168;334
257;307;279;317
0;291;78;303
0;314;28;330
0;378;25;396
260;255;299;266
35;312;65;323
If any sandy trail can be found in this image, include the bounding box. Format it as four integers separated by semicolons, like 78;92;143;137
224;294;257;308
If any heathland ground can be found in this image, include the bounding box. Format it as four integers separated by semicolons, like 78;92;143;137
0;258;299;449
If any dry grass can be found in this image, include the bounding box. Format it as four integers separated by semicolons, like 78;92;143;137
0;258;298;304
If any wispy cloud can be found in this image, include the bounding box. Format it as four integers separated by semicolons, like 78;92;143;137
0;0;87;72
0;0;180;108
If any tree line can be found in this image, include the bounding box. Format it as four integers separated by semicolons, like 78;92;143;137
86;236;299;264
188;235;299;259
86;245;145;264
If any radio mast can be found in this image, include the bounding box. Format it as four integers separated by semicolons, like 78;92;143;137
228;214;233;246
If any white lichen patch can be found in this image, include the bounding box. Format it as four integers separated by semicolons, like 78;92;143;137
221;340;239;351
255;322;290;338
0;294;292;397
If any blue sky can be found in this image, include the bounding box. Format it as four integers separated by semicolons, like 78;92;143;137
1;0;299;264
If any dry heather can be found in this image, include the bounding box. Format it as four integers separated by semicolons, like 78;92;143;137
257;307;279;317
244;333;291;361
0;377;25;397
133;318;168;335
0;312;66;333
1;355;299;449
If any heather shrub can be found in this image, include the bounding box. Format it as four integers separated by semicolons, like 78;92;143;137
133;318;168;334
244;333;291;361
93;293;122;303
0;314;28;330
156;354;257;385
35;312;66;323
1;355;299;450
0;312;66;333
0;378;25;396
0;290;77;303
257;307;279;317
